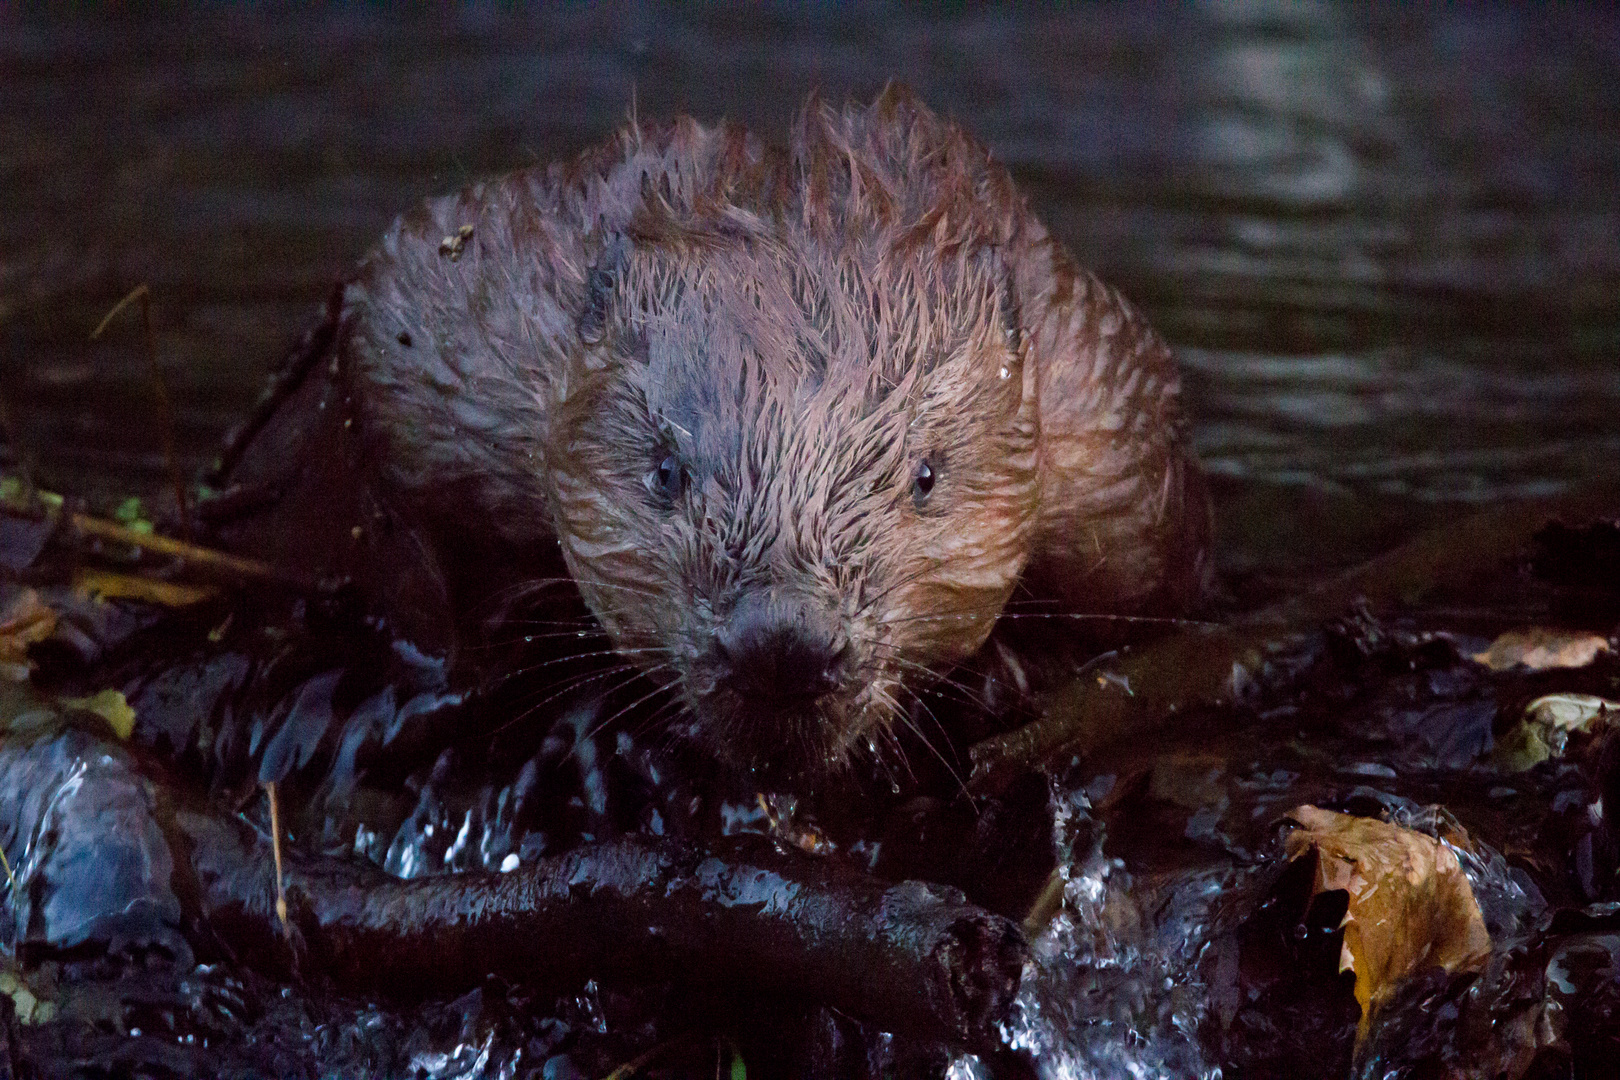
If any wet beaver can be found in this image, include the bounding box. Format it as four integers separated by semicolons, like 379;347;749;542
213;88;1212;776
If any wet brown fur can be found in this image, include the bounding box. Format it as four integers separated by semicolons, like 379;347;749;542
334;88;1212;772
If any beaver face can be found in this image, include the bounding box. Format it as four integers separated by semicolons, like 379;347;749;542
546;236;1039;774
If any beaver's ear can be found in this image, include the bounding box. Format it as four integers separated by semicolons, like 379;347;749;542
1009;227;1214;621
578;231;632;348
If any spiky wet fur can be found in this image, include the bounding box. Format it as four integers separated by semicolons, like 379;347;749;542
343;88;1211;775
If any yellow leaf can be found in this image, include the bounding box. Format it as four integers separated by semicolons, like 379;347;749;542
1491;694;1616;771
0;587;57;677
1284;806;1491;1042
62;687;137;740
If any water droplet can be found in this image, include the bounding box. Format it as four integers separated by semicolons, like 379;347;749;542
998;365;1011;380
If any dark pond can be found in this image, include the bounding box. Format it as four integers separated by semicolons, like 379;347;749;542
2;5;1618;1079
5;5;1618;587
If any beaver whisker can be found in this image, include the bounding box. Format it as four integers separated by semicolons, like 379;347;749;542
460;628;613;654
498;664;646;714
487;662;662;732
486;617;608;631
471;576;589;614
572;668;685;757
866;684;916;782
484;672;640;741
481;644;671;694
992;611;1220;628
868;603;1005;628
893;702;973;807
494;645;674;681
490;660;679;743
626;693;689;738
859;645;989;710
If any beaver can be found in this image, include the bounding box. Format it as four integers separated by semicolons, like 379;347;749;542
211;87;1212;777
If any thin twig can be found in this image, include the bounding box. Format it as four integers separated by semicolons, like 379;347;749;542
0;492;313;590
0;385;38;506
263;781;292;941
91;284;192;540
0;843;18;895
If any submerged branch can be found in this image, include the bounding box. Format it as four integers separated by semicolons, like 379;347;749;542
969;486;1620;792
183;810;1025;1051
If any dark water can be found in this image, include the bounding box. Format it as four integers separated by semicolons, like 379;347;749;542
3;4;1617;586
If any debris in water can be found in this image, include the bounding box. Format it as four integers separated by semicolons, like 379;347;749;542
0;588;55;680
1282;805;1491;1040
60;688;137;740
1492;694;1617;771
1470;627;1612;672
438;224;474;260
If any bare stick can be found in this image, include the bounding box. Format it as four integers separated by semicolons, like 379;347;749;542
182;816;1026;1052
91;284;192;540
263;781;292;941
0;492;314;591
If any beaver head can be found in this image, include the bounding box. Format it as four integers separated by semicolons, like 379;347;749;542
550;193;1037;774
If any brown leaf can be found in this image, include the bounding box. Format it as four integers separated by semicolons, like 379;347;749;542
1471;627;1611;672
1284;805;1492;1041
0;586;57;679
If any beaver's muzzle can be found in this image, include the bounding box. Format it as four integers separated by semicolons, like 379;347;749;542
711;592;849;708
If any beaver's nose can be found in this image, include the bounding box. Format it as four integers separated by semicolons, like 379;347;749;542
713;593;847;704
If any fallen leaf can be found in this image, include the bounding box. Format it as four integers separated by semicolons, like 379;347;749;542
61;687;137;740
1491;694;1616;772
0;586;57;679
1471;627;1611;672
1283;805;1492;1041
0;970;56;1025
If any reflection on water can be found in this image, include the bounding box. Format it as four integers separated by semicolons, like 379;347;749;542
1162;3;1619;575
2;4;1616;580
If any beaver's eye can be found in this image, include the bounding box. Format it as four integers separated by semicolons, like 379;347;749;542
911;458;937;508
651;453;685;502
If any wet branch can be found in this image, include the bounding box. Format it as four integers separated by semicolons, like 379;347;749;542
181;810;1026;1051
969;486;1620;792
0;494;313;591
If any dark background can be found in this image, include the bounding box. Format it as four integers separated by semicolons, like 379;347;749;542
3;4;1618;589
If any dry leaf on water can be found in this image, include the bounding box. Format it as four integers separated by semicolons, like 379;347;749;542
0;587;57;680
1491;693;1616;771
1471;627;1611;672
1283;805;1492;1041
